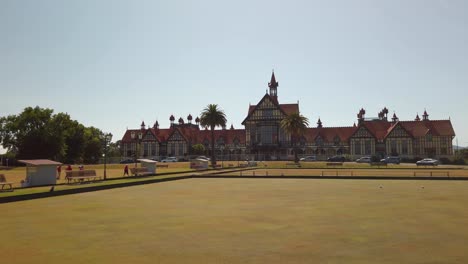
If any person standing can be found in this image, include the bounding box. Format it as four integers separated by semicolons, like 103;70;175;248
56;165;62;180
124;165;129;176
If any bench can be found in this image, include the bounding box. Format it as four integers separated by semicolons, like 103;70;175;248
0;174;13;190
210;164;222;168
286;163;301;167
65;170;101;184
370;162;387;167
326;162;343;166
156;164;169;168
130;167;153;176
414;171;450;177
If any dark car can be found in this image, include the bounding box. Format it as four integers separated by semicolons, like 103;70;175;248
119;158;134;164
380;156;400;164
327;156;345;162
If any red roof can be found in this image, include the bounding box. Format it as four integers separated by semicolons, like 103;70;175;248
304;127;357;143
399;120;455;137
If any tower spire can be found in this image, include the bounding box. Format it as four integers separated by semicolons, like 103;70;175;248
268;70;279;103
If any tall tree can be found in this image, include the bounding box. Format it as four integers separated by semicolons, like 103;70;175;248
0;106;64;159
280;112;309;163
200;104;227;166
0;106;106;163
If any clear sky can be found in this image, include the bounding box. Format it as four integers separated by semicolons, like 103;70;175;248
1;0;467;154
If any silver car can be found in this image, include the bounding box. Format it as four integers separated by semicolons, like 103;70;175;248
416;158;439;166
356;156;372;163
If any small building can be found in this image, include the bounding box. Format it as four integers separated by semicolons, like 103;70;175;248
137;159;157;174
18;159;62;187
190;158;209;169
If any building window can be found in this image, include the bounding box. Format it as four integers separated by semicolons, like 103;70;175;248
441;139;447;155
259;126;274;144
390;141;397;155
402;140;408;155
365;140;371;155
151;143;157;156
178;143;184;156
426;133;433;142
264;109;273;118
354;140;361;155
170;143;176;156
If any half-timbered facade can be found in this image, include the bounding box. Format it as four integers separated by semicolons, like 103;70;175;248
121;72;455;161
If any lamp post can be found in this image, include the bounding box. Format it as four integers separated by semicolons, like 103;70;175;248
131;131;142;169
102;133;113;180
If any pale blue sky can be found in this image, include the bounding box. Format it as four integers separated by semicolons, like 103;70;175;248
1;0;467;153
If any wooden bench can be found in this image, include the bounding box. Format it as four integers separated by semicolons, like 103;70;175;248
210;164;222;168
0;174;13;190
326;162;343;166
414;171;450;177
130;167;152;176
65;170;101;184
156;164;169;168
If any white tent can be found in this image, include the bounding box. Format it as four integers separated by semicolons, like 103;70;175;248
18;159;62;187
137;159;157;174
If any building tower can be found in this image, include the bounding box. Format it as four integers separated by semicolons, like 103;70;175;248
268;71;279;103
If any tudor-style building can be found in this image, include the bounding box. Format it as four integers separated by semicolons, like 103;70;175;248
121;72;455;161
241;72;298;158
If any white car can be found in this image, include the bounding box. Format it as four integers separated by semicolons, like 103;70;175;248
416;158;439;166
356;156;372;163
161;157;178;162
300;156;317;162
195;156;210;161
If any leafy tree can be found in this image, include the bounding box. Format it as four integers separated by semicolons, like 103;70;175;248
200;104;227;166
108;140;122;158
82;127;104;164
191;143;206;155
280;112;309;163
0;106;106;164
0;106;64;159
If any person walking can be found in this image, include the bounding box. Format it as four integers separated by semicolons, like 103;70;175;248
56;165;62;180
124;165;129;176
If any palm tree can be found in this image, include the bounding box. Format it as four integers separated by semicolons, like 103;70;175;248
200;104;227;166
280;112;309;163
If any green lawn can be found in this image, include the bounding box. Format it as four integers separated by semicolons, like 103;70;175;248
2;178;468;263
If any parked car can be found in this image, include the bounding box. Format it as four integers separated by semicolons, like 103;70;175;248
300;156;317;162
119;158;134;164
327;156;345;162
380;156;400;164
416;158;439;166
161;157;178;162
356;156;372;163
195;156;210;161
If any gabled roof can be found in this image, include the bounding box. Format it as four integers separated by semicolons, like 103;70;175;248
384;121;413;139
242;93;299;124
399;120;455;137
347;119;455;140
